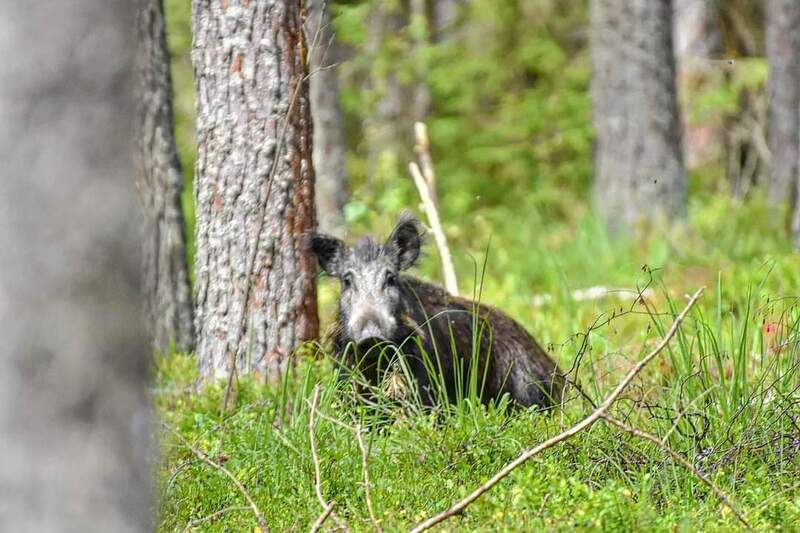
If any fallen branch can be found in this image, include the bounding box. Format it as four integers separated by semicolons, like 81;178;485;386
409;122;458;296
164;423;270;533
601;414;750;528
310;501;335;533
410;287;705;532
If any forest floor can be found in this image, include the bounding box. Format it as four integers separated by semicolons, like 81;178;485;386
156;196;800;532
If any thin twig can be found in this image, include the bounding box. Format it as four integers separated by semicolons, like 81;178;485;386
601;414;750;528
409;164;458;296
164;423;270;533
532;286;655;306
183;505;250;532
410;288;705;532
309;387;348;531
310;501;335;533
309;387;327;509
356;425;382;532
311;405;381;531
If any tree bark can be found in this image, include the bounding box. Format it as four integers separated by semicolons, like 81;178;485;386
0;1;151;530
766;0;800;205
193;0;319;382
306;0;349;236
591;0;687;233
137;0;195;353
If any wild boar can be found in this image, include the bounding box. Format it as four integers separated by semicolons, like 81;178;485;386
310;215;564;408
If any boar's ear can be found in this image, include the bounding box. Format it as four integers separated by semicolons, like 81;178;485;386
309;233;345;277
386;215;422;270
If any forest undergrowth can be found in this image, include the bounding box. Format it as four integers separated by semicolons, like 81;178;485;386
157;196;800;532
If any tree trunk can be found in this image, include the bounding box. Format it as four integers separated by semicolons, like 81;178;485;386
673;0;723;169
137;0;195;353
306;0;349;236
432;0;460;42
766;0;800;205
193;0;319;382
673;0;721;62
364;0;414;182
591;0;687;233
410;0;432;122
794;161;800;249
0;1;151;530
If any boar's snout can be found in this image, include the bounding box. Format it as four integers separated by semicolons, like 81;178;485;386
349;309;396;344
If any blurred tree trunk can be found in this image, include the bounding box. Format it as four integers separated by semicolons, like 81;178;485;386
137;0;195;353
306;0;349;236
674;0;721;62
409;0;432;122
364;0;412;182
364;0;430;184
193;0;319;382
591;0;686;234
0;1;151;530
794;167;800;249
766;0;800;205
432;0;459;42
674;0;723;169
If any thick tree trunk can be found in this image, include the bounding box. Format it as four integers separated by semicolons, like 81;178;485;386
591;0;687;233
193;0;319;382
306;0;349;236
766;0;800;205
0;1;151;530
137;0;195;353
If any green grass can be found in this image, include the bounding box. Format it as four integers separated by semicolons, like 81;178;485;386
156;196;800;532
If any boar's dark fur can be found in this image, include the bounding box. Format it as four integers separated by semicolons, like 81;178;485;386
310;215;564;409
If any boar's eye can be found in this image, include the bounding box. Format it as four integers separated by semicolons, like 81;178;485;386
342;272;355;290
384;271;397;288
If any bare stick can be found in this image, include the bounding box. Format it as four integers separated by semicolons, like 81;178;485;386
410;288;705;532
309;387;348;531
183;506;250;532
310;501;335;533
409;161;458;296
601;414;749;528
532;286;656;306
414;122;438;206
356;425;382;532
311;406;381;531
164;423;270;533
309;387;327;509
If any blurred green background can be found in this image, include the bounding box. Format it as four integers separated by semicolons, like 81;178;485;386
163;0;795;341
